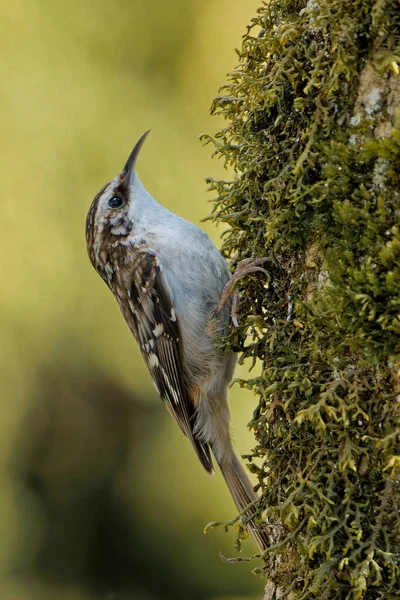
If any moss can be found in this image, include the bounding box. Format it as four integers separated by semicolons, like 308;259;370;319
203;0;400;598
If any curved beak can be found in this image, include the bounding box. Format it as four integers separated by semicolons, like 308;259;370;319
122;130;150;181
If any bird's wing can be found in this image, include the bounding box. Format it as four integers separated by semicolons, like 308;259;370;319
114;248;213;473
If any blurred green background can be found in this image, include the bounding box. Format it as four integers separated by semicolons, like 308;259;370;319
0;1;263;598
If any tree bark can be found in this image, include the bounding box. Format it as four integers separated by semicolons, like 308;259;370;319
204;1;400;598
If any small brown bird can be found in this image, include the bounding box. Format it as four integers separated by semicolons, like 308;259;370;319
85;132;268;551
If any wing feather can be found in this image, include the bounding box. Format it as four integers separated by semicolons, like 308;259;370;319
114;248;213;473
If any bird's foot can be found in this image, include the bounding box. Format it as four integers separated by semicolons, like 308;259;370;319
216;258;269;327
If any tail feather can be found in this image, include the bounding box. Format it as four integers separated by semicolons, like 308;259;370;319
216;450;269;552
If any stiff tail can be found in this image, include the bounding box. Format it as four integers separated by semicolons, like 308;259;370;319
216;450;269;552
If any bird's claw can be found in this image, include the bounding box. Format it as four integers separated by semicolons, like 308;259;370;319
216;257;269;327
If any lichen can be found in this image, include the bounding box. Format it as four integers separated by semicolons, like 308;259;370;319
203;0;400;598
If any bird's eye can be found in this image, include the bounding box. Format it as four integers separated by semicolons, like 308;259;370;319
108;196;123;208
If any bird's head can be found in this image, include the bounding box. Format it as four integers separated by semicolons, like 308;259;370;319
85;130;150;272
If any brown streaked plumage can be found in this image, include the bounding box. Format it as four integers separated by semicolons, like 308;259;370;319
85;163;213;472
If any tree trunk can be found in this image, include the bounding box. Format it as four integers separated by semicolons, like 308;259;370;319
203;1;400;598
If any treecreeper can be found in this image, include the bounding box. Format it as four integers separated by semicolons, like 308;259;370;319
85;131;268;552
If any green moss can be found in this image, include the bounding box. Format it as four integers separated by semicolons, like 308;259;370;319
203;0;400;597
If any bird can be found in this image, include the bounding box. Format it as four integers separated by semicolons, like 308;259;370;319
85;131;268;552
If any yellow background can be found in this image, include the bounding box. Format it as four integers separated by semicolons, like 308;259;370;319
0;1;263;598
